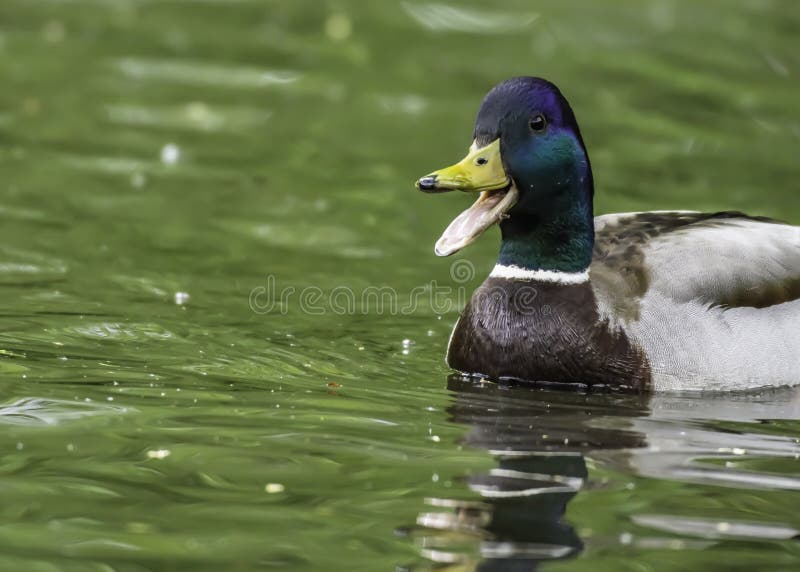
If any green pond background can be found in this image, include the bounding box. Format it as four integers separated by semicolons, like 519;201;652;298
0;1;799;571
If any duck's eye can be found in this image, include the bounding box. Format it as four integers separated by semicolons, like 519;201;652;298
476;157;488;166
529;114;547;133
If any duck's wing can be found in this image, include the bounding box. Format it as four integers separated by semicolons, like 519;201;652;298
591;211;800;309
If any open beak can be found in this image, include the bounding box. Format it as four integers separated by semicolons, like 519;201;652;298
415;139;518;256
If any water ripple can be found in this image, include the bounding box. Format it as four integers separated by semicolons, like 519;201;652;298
0;397;130;426
402;2;538;34
105;103;272;133
115;57;302;89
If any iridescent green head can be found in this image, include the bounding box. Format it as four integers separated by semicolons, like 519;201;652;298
417;77;594;271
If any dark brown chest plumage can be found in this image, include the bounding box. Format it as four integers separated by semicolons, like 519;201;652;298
446;278;651;390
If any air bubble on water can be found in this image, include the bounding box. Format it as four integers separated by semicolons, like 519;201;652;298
174;291;190;305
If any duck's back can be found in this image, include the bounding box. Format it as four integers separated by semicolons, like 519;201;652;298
590;211;800;391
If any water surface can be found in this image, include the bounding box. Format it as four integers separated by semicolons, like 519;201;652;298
0;1;798;570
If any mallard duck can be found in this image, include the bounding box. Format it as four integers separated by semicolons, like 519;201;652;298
416;77;800;392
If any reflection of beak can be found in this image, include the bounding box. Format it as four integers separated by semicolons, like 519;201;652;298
416;139;518;256
416;139;510;193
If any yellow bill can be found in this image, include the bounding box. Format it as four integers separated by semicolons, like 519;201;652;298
416;139;509;193
416;139;518;256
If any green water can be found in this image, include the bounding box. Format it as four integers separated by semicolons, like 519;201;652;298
1;1;799;570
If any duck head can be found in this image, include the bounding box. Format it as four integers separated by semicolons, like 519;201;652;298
417;77;594;263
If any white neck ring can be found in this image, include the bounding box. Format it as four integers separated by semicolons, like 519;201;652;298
489;263;590;284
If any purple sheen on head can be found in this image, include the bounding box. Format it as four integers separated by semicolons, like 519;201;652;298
473;77;584;148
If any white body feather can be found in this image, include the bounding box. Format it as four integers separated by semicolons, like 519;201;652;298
593;212;800;391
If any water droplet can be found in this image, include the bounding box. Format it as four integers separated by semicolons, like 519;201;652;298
160;143;181;165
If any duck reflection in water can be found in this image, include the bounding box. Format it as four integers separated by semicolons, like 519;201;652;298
407;375;649;571
404;378;800;571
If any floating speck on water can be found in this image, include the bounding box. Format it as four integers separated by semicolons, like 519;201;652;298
147;449;171;460
426;330;434;336
174;291;190;305
717;522;731;533
42;20;66;43
265;483;285;494
431;473;439;483
619;532;633;545
130;172;146;189
186;101;210;123
66;443;75;452
160;143;181;165
324;14;352;42
16;442;23;451
431;435;440;443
